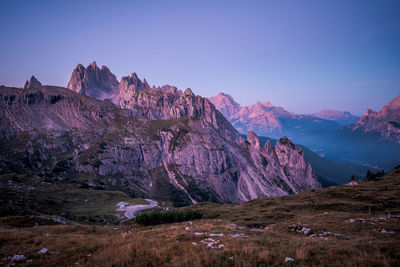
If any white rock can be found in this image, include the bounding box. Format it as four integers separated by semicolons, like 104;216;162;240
285;257;294;262
231;233;246;238
38;248;48;254
11;255;25;261
194;232;205;236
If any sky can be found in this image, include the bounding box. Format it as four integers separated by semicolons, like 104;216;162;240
0;0;399;115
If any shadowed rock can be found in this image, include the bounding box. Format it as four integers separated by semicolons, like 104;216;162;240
23;76;42;89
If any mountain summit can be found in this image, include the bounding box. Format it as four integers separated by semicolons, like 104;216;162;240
67;62;150;105
23;75;42;89
67;61;119;100
351;93;400;144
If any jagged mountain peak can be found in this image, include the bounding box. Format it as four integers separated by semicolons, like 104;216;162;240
67;61;118;100
210;92;240;105
247;131;260;149
351;93;400;144
67;61;151;105
262;101;273;107
209;92;241;119
23;75;42;89
183;88;195;96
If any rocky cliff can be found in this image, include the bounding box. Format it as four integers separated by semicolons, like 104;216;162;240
67;62;119;100
67;62;150;105
0;82;320;205
350;93;400;144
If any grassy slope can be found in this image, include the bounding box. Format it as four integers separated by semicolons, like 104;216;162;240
0;168;399;266
0;173;147;224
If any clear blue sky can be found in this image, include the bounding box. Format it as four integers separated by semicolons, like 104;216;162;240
1;0;399;115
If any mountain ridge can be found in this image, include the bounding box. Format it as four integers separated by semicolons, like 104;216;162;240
0;81;320;205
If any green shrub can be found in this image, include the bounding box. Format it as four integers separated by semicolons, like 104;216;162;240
135;210;202;225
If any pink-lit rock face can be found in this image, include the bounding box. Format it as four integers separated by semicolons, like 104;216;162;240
351;93;400;144
0;82;320;204
209;92;241;118
23;75;42;89
115;73;150;107
209;93;370;141
209;92;291;133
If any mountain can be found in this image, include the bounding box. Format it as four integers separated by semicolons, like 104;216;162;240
67;61;150;105
255;135;373;186
209;92;341;139
313;109;360;125
67;61;119;100
23;75;42;89
349;93;400;144
210;92;400;173
0;77;319;206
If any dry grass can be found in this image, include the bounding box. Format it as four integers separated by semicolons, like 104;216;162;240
0;168;400;266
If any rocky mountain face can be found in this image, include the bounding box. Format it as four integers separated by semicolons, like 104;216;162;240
314;110;360;125
23;75;42;89
0;80;320;205
67;62;119;100
209;92;341;139
350;93;400;144
67;61;150;105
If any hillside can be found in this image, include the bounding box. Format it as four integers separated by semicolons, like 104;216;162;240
1;166;399;266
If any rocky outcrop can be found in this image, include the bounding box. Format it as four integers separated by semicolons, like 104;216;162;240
246;132;319;195
350;93;400;144
67;62;150;105
0;85;320;205
115;73;150;107
67;61;119;100
23;76;42;89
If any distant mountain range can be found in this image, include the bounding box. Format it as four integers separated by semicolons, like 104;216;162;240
313;109;360;125
209;92;359;137
209;92;400;170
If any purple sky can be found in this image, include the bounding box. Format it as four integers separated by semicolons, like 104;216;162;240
0;0;399;115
